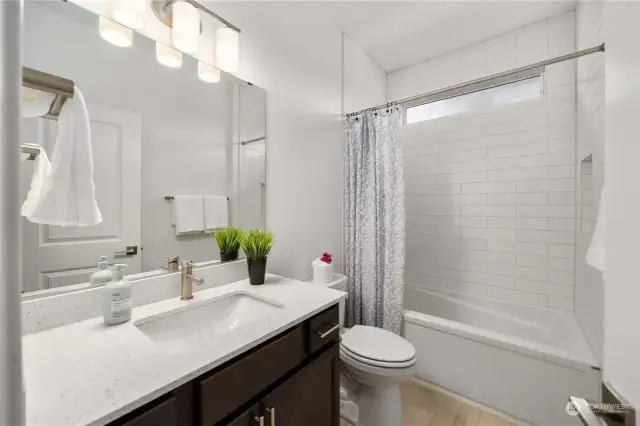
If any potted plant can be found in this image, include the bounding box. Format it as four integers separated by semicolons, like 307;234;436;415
214;227;246;261
240;229;276;285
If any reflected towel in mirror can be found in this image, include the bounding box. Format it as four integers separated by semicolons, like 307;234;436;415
172;195;205;235
26;87;102;226
203;196;228;232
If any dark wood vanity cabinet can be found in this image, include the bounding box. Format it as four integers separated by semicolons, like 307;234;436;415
108;304;341;426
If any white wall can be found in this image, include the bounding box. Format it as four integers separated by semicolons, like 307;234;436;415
603;0;640;410
393;13;578;310
22;3;234;273
207;2;386;280
575;0;605;365
342;34;387;114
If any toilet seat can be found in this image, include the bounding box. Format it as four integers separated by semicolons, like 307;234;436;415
340;325;417;369
341;346;416;369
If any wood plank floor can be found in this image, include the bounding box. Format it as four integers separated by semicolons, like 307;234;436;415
340;379;520;426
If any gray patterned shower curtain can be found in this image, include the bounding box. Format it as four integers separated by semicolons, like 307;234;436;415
344;109;405;334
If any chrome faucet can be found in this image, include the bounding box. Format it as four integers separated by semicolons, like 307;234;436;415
181;260;204;300
159;256;180;272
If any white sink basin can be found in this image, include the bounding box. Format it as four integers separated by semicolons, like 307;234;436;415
135;292;283;351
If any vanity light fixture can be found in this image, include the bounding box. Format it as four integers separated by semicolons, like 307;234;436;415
198;61;221;83
99;16;133;48
151;0;241;73
156;42;183;68
172;1;200;54
109;0;146;30
215;27;239;73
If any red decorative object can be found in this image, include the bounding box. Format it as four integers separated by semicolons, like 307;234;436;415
320;252;332;264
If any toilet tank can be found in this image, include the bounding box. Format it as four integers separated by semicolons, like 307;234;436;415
307;274;347;327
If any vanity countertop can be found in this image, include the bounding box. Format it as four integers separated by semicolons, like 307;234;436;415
23;274;347;426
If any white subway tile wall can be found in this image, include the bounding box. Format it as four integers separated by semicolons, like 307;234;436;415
398;12;577;311
574;0;605;363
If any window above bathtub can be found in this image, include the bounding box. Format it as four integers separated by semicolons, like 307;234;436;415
405;67;544;125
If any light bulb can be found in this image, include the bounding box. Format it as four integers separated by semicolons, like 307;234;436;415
156;42;183;68
110;0;145;30
99;16;133;47
172;1;200;54
215;27;239;73
198;62;220;83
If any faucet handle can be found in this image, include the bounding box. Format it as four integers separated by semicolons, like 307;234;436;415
162;256;180;272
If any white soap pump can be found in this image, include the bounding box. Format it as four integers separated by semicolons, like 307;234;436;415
103;264;132;326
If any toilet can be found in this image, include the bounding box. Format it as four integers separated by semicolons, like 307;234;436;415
309;275;417;426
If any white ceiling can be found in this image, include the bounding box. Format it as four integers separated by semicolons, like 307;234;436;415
313;1;576;73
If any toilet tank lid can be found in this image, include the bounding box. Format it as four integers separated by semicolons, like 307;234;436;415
341;325;416;363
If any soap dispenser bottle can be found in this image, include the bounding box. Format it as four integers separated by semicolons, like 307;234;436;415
103;264;132;326
90;256;112;285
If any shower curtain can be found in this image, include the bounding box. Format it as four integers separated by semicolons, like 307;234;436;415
344;109;405;334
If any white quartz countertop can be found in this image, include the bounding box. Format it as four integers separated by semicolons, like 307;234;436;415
23;275;346;426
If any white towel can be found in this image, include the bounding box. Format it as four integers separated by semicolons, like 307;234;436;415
586;186;606;272
21;147;51;218
172;195;205;235
27;87;102;226
203;196;228;232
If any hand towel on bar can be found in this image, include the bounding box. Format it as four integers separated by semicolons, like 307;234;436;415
203;196;228;232
27;87;103;226
172;195;205;235
586;186;606;272
21;147;51;218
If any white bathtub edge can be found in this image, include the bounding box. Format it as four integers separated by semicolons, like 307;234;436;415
404;309;598;373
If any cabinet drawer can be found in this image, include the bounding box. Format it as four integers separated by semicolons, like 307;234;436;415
118;396;178;426
198;326;305;426
307;305;340;355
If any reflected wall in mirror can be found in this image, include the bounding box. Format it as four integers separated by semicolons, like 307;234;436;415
20;2;266;295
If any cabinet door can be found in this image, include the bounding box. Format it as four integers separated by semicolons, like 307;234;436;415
262;343;339;426
222;405;264;426
119;397;178;426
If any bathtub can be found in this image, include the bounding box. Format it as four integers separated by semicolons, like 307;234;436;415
402;285;600;426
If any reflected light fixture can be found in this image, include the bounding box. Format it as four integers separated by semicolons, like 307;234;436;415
109;0;146;30
215;27;239;73
156;42;183;68
99;16;133;47
172;1;200;54
198;61;221;83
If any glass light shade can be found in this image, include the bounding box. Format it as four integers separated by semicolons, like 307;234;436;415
198;62;221;83
99;16;133;47
110;0;145;30
156;42;183;68
215;27;239;73
172;2;200;54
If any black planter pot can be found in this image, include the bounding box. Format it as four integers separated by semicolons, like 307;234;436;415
220;251;239;262
247;258;267;285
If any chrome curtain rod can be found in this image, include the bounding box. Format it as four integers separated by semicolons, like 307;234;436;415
346;43;606;118
22;66;75;120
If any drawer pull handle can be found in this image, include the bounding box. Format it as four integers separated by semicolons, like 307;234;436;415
266;407;276;425
255;415;265;426
317;323;341;339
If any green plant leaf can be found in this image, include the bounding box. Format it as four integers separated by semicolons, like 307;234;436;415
240;229;276;260
214;227;246;254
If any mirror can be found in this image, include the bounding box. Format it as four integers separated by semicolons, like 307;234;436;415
20;1;266;297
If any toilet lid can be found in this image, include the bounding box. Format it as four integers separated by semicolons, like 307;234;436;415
341;325;416;364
